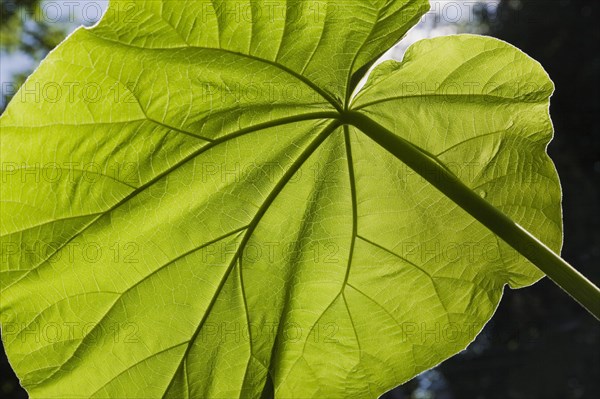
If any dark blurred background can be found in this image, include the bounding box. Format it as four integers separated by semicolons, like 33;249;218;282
1;1;599;398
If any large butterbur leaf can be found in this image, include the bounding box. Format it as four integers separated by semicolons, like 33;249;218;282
0;0;562;397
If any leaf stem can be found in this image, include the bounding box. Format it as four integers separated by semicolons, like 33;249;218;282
343;110;600;320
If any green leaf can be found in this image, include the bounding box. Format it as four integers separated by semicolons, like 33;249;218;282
0;1;569;398
351;34;562;290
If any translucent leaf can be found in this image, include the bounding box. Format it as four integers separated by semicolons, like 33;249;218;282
0;1;562;398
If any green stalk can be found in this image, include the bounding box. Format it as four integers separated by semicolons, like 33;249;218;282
343;110;600;320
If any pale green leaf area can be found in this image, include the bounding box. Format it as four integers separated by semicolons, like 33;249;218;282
0;0;563;398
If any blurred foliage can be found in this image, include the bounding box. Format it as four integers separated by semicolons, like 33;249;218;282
1;0;37;23
1;0;66;51
1;0;70;108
